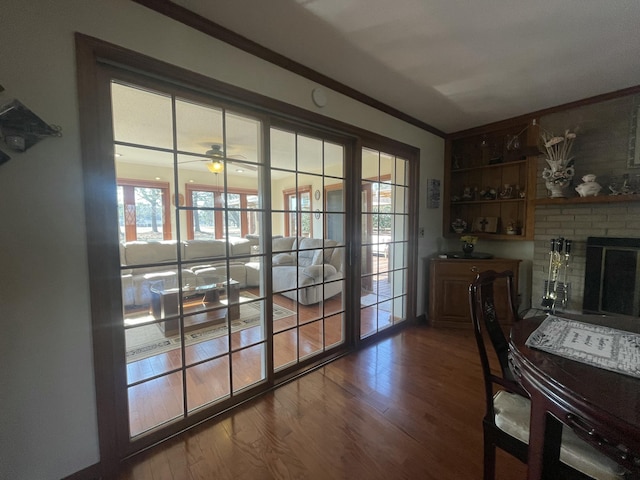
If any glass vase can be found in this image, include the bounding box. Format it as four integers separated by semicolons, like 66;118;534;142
462;242;474;256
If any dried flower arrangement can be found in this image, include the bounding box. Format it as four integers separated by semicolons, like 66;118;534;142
541;129;577;186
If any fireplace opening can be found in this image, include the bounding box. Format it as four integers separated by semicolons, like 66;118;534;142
583;237;640;316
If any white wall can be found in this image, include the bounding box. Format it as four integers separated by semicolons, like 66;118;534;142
0;1;443;478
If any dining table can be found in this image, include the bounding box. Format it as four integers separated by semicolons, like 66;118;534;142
509;313;640;480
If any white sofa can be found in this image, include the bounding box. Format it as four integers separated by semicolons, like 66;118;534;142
120;238;254;308
120;236;344;308
269;236;344;305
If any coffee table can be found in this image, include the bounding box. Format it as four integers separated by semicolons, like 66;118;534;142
150;280;240;337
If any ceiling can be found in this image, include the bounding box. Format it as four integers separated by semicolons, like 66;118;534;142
167;0;640;134
112;82;347;179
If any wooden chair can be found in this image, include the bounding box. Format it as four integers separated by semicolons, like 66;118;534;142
469;270;630;480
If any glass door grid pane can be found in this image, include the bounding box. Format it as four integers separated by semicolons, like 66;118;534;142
112;81;268;438
360;148;409;338
270;127;346;371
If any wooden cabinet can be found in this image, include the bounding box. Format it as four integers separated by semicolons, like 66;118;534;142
444;122;538;240
428;257;521;328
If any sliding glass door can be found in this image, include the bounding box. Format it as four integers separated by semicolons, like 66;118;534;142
360;148;409;338
80;48;417;459
112;81;269;438
268;125;348;371
110;80;356;443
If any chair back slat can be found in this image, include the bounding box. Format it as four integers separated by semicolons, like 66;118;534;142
469;270;522;402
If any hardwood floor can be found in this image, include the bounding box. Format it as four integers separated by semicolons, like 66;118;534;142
125;255;400;437
117;324;527;480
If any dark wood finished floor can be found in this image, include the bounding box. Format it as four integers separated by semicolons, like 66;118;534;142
125;256;399;437
117;324;527;479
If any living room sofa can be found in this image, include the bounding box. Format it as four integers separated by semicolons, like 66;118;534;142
120;238;253;308
267;236;344;305
120;236;344;308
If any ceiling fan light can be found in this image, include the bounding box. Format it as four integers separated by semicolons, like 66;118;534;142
207;160;224;173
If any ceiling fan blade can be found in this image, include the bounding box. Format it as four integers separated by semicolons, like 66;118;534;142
227;159;258;171
178;157;208;164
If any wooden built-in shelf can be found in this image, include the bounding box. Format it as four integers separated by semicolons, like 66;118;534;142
535;194;640;205
452;198;525;206
445;123;538;241
444;232;529;241
451;159;527;174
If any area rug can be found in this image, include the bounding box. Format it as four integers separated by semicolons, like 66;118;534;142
525;315;640;378
125;295;295;363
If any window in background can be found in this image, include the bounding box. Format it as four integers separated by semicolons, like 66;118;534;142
117;180;171;242
283;185;312;238
185;185;259;239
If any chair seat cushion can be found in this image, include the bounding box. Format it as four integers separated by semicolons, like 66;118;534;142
493;390;627;480
494;390;530;443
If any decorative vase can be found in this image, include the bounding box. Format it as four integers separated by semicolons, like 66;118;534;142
542;160;574;199
545;180;570;198
462;242;474;255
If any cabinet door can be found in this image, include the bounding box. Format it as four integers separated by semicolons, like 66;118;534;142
438;273;475;325
429;259;519;328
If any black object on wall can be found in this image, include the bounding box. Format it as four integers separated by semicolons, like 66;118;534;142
0;99;61;154
0;149;10;166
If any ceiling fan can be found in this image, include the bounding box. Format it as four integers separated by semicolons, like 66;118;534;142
180;144;258;172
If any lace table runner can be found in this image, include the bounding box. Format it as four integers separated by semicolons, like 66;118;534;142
525;315;640;379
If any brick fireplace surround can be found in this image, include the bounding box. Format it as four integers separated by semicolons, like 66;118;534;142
532;93;640;313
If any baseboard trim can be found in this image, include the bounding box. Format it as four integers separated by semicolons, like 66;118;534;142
61;462;102;480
